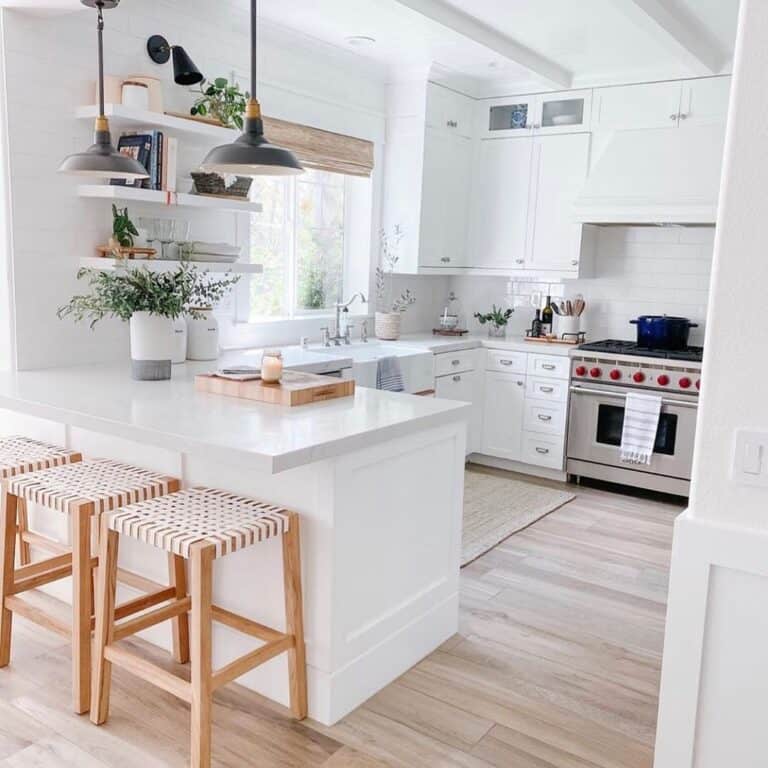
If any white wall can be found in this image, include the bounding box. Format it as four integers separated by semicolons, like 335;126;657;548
654;1;768;765
1;0;386;369
449;225;715;342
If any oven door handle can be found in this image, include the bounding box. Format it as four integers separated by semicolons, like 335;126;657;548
568;386;698;409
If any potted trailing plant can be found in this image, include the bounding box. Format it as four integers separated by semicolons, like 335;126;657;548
58;266;240;380
190;77;248;129
474;305;514;338
375;225;416;340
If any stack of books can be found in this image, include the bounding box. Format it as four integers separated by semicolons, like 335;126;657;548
112;131;178;191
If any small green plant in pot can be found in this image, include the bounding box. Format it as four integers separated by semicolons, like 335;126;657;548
474;305;514;338
111;204;139;250
58;266;240;380
190;77;248;129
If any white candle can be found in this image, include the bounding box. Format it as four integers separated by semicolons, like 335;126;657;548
261;350;283;383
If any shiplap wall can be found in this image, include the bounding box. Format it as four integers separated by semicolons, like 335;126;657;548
1;1;385;369
449;225;714;343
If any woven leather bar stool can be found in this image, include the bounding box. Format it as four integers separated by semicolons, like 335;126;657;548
0;458;184;714
91;487;307;768
0;436;82;566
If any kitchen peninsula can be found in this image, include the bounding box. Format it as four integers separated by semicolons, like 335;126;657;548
0;362;468;725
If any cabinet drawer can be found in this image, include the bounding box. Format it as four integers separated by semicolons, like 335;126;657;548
486;350;527;374
526;354;570;380
434;349;475;377
523;399;567;436
521;431;565;470
526;376;568;402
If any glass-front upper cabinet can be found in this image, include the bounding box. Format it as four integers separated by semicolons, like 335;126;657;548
478;90;592;138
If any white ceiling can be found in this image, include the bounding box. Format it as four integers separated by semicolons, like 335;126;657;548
256;0;740;95
3;0;741;95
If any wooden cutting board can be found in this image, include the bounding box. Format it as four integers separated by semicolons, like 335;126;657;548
195;371;355;406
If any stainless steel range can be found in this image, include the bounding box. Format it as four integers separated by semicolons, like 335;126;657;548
567;340;702;496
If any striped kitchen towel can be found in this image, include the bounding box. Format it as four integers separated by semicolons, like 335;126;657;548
620;392;662;465
376;356;405;392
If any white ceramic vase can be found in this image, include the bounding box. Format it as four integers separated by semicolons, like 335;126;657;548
186;309;219;361
171;316;187;364
375;311;401;341
129;311;173;380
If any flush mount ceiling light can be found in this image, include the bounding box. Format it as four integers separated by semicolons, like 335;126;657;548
58;0;149;181
199;0;303;176
345;35;376;48
146;34;204;86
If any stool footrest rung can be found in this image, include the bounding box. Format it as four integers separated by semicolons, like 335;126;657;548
14;552;72;580
113;597;191;642
211;634;294;691
4;594;70;637
10;562;76;595
104;645;192;703
20;530;68;556
210;604;283;642
114;587;177;622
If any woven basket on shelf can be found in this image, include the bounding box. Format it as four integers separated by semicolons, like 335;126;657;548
190;172;253;199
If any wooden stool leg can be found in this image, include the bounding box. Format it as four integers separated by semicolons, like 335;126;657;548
91;517;119;726
72;502;94;714
0;488;18;668
169;554;190;664
16;498;31;566
190;544;214;768
282;513;307;719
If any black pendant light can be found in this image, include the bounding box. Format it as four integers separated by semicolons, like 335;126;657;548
200;0;303;176
58;0;149;181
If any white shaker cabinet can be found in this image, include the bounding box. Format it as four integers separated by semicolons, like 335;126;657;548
468;133;590;274
419;127;473;268
679;77;731;126
526;133;591;272
469;137;534;270
435;369;480;454
481;371;527;461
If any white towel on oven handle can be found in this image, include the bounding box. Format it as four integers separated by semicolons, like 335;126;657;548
620;392;662;465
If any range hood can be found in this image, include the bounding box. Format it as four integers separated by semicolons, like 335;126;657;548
574;125;725;225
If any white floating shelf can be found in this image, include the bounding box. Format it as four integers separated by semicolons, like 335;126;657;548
77;184;262;214
80;256;262;275
76;104;235;143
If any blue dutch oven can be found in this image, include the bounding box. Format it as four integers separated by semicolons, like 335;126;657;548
630;315;698;350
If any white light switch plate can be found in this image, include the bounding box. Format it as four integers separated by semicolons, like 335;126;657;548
733;430;768;487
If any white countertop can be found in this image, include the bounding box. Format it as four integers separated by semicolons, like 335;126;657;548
395;333;577;356
0;363;468;474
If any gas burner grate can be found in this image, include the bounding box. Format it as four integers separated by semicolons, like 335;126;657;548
577;339;703;363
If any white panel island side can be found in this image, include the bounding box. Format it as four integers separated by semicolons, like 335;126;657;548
0;363;469;725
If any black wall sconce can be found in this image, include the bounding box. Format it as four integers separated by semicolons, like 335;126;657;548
146;34;203;85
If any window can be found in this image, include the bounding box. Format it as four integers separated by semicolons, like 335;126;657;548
244;169;350;322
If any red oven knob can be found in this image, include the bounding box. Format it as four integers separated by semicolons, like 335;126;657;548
609;369;621;380
575;365;587;377
657;374;670;386
633;371;645;383
679;377;692;389
589;367;602;379
695;379;701;391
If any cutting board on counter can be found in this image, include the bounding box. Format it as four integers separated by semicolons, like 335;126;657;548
195;371;355;406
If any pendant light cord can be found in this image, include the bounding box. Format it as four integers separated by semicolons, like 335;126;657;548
251;0;257;100
96;1;105;118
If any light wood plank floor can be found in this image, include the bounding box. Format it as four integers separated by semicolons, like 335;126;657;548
0;467;682;767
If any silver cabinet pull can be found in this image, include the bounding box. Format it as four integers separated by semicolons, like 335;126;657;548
542;364;556;370
571;259;579;266
499;360;514;366
537;414;553;422
517;380;524;386
453;375;461;382
451;359;461;366
446;119;458;128
679;113;688;120
535;447;550;455
515;258;524;264
670;113;679;120
440;256;451;263
540;386;554;393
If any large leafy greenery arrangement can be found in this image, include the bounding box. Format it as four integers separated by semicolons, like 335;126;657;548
57;266;240;328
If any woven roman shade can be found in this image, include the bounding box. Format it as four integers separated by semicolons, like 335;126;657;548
262;117;374;178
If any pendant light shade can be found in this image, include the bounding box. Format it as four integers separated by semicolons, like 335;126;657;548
59;0;148;181
200;0;302;177
171;45;204;86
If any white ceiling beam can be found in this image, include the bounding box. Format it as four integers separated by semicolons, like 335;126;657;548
620;0;724;74
391;0;572;90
